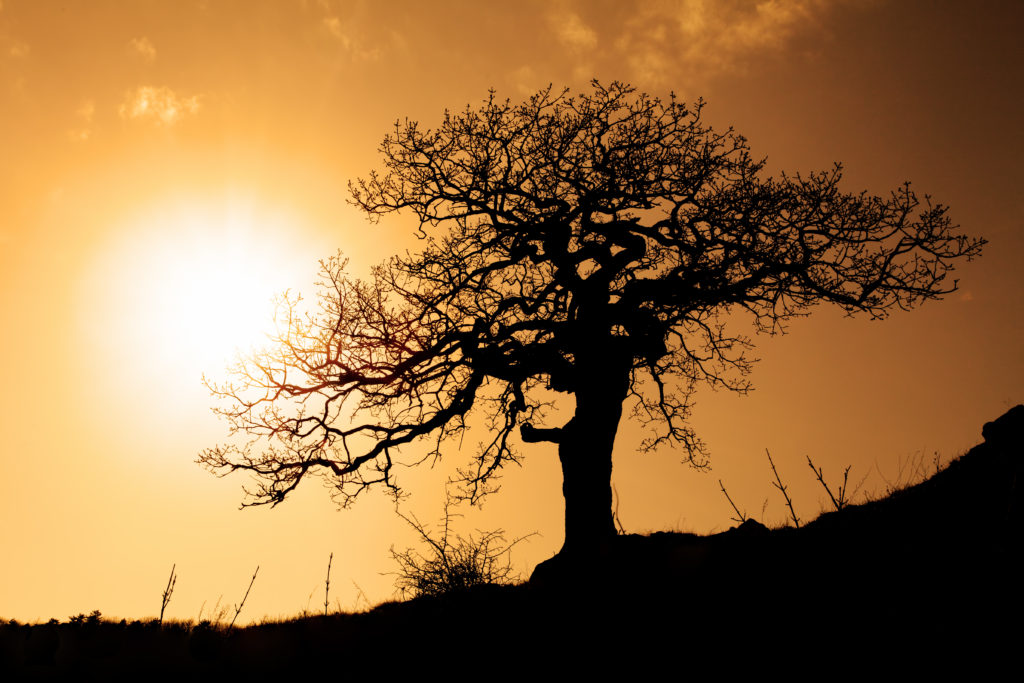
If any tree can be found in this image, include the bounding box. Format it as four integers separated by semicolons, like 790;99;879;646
200;81;984;557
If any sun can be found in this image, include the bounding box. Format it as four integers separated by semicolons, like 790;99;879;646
78;194;327;411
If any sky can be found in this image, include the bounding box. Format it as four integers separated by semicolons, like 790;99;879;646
0;0;1021;623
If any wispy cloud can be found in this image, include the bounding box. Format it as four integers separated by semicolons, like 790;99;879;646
323;16;346;43
545;4;599;81
614;0;835;84
67;100;96;142
550;9;598;53
129;37;157;62
321;14;381;61
119;86;200;126
509;65;546;97
8;39;29;58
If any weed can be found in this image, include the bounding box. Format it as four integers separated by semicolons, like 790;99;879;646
159;563;177;626
807;456;870;511
323;553;333;616
720;447;948;527
351;581;372;612
766;448;801;527
873;450;948;498
229;567;259;628
389;498;534;599
719;479;748;524
207;595;230;626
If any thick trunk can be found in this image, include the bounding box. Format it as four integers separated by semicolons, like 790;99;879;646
557;355;631;556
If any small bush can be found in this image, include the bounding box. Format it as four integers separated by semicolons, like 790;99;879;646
389;501;533;599
67;610;102;626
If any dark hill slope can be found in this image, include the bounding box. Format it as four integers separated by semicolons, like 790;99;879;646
3;406;1021;676
577;403;1022;598
523;405;1022;667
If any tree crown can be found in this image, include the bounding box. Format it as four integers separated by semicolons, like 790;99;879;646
201;81;984;509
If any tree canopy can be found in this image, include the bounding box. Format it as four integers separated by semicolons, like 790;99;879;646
200;81;984;553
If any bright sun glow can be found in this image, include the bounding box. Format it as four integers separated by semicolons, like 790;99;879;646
78;194;326;409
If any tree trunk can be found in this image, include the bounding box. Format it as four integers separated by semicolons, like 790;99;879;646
557;354;631;556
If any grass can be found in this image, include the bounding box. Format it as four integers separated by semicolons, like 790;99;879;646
718;446;954;530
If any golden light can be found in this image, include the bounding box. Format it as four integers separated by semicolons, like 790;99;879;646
77;193;326;418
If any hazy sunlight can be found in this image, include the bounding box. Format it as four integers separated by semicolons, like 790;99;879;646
78;194;322;411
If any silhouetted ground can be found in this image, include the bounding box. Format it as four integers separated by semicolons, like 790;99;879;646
3;406;1021;678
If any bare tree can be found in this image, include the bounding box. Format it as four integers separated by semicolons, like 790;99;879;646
200;81;984;556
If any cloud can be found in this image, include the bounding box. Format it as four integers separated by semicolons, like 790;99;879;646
78;100;95;121
614;0;835;84
321;14;380;61
509;65;545;97
129;37;157;62
550;9;598;53
544;4;599;82
322;15;351;50
323;16;344;40
8;39;29;58
67;99;96;142
119;86;201;126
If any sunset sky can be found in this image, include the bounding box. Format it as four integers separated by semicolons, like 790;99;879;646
1;0;1021;624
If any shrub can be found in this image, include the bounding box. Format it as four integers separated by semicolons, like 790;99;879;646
389;501;533;599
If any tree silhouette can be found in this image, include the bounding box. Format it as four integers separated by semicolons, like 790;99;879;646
200;82;984;556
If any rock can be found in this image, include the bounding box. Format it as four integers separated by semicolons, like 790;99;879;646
729;518;769;536
982;404;1024;446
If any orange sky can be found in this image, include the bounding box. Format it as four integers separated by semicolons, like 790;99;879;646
1;0;1021;623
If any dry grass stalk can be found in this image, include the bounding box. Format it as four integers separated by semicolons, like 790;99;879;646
230;566;259;629
767;449;801;527
719;479;749;524
159;564;177;626
324;553;333;616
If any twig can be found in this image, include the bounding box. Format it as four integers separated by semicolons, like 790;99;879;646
211;595;224;625
767;449;800;527
875;450;936;498
159;564;177;626
718;479;748;524
352;580;370;612
230;566;259;629
324;553;333;616
807;455;851;511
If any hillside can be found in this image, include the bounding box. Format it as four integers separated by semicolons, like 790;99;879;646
3;405;1021;676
